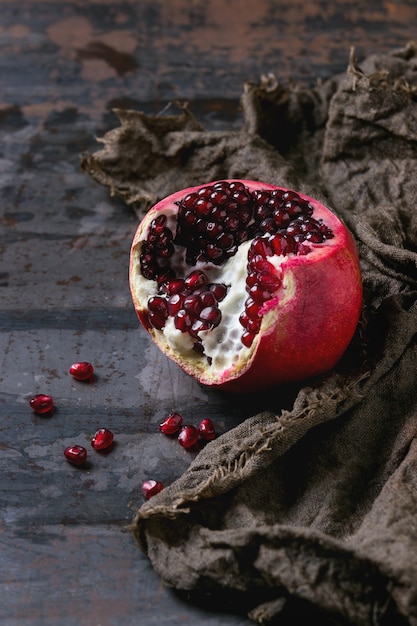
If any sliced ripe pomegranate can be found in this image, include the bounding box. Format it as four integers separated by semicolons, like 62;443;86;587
129;180;362;392
141;479;164;500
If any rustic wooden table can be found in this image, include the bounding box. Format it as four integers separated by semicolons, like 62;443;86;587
1;1;416;624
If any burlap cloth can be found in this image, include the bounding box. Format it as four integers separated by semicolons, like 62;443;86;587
81;44;417;625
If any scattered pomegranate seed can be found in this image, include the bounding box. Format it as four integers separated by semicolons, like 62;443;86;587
91;428;114;451
64;445;87;466
69;361;94;381
29;394;54;415
198;418;216;441
142;479;164;500
159;412;183;435
178;424;199;449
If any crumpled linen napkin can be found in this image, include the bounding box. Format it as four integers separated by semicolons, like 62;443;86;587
81;43;417;625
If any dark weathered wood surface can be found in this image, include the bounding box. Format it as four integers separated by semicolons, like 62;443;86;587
1;1;417;624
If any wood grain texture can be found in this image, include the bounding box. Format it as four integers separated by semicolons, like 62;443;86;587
1;1;416;624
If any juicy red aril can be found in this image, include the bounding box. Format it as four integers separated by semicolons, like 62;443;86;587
208;283;227;301
69;361;94;381
29;394;54;415
198;418;216;441
199;306;221;326
141;181;334;349
178;425;199;449
184;270;207;290
198;291;217;307
159;412;183;435
241;330;256;348
91;428;114;451
148;295;169;329
162;278;185;295
175;309;192;332
64;445;87;466
167;293;184;315
142;479;164;500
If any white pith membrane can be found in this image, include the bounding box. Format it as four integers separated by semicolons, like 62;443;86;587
131;202;330;377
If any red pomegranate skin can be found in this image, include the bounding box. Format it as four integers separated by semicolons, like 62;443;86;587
129;180;362;393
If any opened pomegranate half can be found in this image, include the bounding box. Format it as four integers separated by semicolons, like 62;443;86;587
129;180;362;392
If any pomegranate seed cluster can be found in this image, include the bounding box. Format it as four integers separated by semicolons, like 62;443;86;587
142;479;164;500
146;268;227;339
159;412;217;448
140;181;334;350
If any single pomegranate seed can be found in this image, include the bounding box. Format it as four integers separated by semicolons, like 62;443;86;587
64;445;87;466
91;428;114;451
178;425;199;449
241;330;256;348
246;271;257;288
212;180;230;191
184;270;208;291
148;295;169;329
259;217;275;233
150;214;167;233
148;310;168;330
209;189;228;205
198;418;216;441
223;213;240;231
69;361;94;381
199;290;217;308
197;185;213;198
205;243;224;261
239;311;250;328
273;209;291;227
228;181;246;192
209;283;228;301
29;394;54;415
206;221;223;238
175;310;192;332
194;197;212;217
182;192;198;209
183;293;202;314
250;237;273;258
199;306;221;326
148;295;168;314
190;319;212;336
159;412;183;435
257;272;281;291
249;284;273;303
142;479;164;500
167;293;184;315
